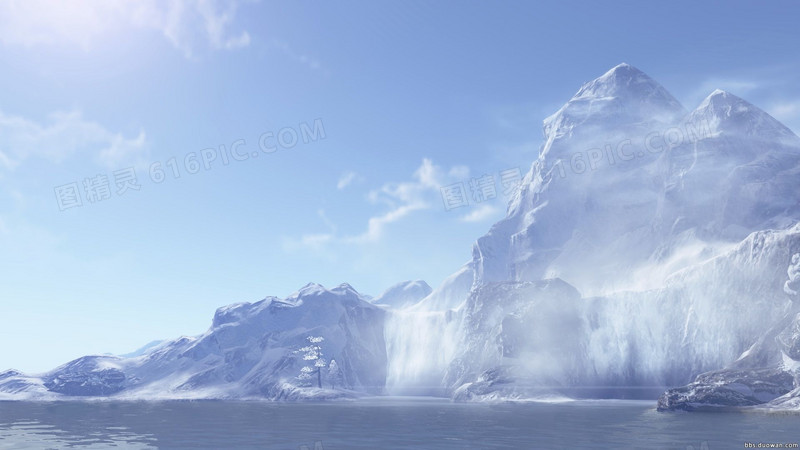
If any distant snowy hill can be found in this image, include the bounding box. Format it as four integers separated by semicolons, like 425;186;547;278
119;340;165;358
371;280;432;309
1;283;386;400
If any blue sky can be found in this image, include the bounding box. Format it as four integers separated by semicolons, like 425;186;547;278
1;0;799;373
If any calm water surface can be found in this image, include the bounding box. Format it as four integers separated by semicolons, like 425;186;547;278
1;398;798;449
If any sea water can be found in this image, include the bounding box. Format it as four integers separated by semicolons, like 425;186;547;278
1;398;797;449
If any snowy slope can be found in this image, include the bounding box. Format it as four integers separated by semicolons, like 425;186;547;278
657;238;800;410
474;63;688;295
0;283;386;400
371;280;432;309
0;369;54;400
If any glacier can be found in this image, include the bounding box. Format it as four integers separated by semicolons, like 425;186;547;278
385;63;800;409
4;64;800;411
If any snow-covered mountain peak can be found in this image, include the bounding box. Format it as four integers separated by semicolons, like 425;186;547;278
210;282;371;330
701;88;745;108
0;369;22;378
708;87;731;98
573;63;676;103
372;280;432;309
540;64;686;157
300;281;326;291
331;282;361;295
288;282;365;299
690;89;797;140
288;282;329;300
473;64;800;297
212;297;273;328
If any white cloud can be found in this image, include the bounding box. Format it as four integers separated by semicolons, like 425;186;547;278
459;204;500;223
295;233;334;249
0;0;251;57
337;171;358;190
282;209;336;252
287;158;465;249
0;110;148;170
345;203;426;244
367;158;442;207
346;159;445;243
268;39;323;71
